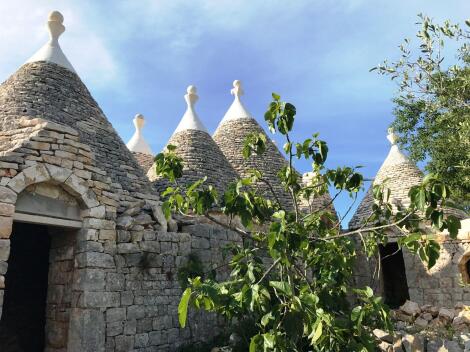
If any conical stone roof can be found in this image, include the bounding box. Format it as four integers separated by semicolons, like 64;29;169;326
148;86;238;196
348;129;424;229
0;12;153;195
213;81;296;210
214;81;337;213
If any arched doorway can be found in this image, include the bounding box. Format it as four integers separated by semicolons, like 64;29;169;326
0;183;82;351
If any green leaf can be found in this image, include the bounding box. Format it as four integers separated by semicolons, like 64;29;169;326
446;216;461;239
269;281;292;295
178;287;192;328
272;92;281;101
250;334;262;352
311;320;323;343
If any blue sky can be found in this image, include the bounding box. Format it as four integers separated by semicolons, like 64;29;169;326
0;0;468;226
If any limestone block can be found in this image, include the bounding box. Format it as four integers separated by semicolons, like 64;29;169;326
373;329;393;343
99;229;116;241
117;230;131;243
45;163;73;183
439;307;456;322
83;218;115;230
64;173;88;196
151;203;167;232
134;213;154;225
8;163;50;193
81;189;100;209
127;305;146;320
73;269;106;291
0;186;17;204
106;321;123;337
106;273;125;291
0;240;10;261
106;307;126;323
79;292;120;308
400;300;421;317
75;252;115;268
0;261;7;275
82;205;106;219
168;217;178;232
68;308;105;352
134;333;150;348
116;215;134;230
115;335;134;352
121;291;134;306
0;161;18;169
117;243;140;254
0;216;13;239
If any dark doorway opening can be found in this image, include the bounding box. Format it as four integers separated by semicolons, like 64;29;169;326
0;222;51;352
379;242;410;309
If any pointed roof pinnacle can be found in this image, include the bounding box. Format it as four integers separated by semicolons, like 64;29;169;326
126;114;153;155
381;127;409;168
173;85;208;134
221;80;252;123
26;11;75;72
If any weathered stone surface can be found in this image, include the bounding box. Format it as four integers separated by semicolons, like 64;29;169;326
0;239;10;261
79;292;120;308
45;163;73;183
400;300;421;317
73;269;106;291
402;334;424;352
116;215;134;230
0;216;13;238
75;252;115;268
427;339;462;352
68;309;105;352
0;186;17;204
439;308;456;322
106;307;126;323
150;203;167;232
373;329;393;343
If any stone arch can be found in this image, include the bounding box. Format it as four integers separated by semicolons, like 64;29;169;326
0;163;111;351
458;251;470;284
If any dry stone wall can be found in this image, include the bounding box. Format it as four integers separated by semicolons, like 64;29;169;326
0;118;242;351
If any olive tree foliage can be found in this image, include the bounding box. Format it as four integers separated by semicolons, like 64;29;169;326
154;95;460;351
372;15;470;210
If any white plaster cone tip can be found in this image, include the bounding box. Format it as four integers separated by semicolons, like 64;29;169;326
26;11;76;72
126;114;153;155
173;85;208;134
381;128;409;167
221;80;252;123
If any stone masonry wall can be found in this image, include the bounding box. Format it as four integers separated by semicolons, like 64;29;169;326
0;118;243;351
106;220;242;351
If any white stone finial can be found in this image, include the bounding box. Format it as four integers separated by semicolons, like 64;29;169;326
184;85;199;109
26;10;75;72
173;85;208;134
382;127;408;167
231;80;244;98
387;128;398;145
221;79;252;123
126;114;153;155
47;11;65;45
